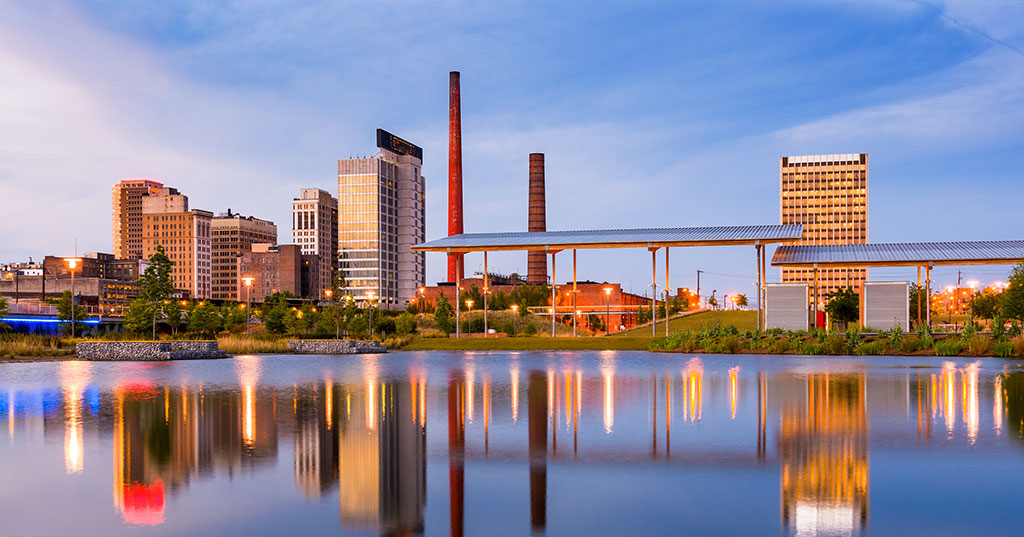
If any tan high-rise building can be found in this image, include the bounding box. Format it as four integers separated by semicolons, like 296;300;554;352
112;178;165;259
292;189;338;300
780;153;869;304
337;129;425;309
141;190;213;299
211;211;278;300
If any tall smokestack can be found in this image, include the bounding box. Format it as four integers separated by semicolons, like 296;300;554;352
447;71;464;282
527;153;547;284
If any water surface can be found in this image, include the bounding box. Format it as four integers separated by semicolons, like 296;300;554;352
2;351;1023;536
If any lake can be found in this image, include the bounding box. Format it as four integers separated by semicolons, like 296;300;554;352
2;351;1023;536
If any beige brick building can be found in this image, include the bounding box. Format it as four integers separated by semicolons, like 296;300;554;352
111;178;164;259
140;189;212;299
780;153;869;305
291;189;337;300
212;211;278;300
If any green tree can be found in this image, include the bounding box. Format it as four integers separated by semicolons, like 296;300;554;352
909;284;926;323
735;294;748;307
220;302;247;331
825;287;859;326
1003;262;1024;324
320;303;347;338
56;290;90;336
163;300;185;335
970;289;1002;320
123;298;154;335
434;295;455;334
347;314;369;339
331;268;347;299
395;313;417;336
136;245;174;302
0;297;9;332
187;303;223;337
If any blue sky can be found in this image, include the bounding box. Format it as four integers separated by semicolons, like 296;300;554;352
1;0;1022;297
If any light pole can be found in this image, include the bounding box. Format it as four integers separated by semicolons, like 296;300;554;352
604;287;612;336
511;304;518;336
63;258;81;338
242;276;254;340
367;291;376;337
466;299;474;334
418;287;425;317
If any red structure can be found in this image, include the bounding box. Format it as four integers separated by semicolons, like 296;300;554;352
527;153;547;284
447;71;465;282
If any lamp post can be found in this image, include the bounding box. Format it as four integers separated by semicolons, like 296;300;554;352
604;287;612;335
242;276;254;340
63;258;82;338
511;304;518;336
466;299;474;334
367;291;376;337
418;287;425;316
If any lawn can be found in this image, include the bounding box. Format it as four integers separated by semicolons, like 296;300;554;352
619;310;757;336
401;336;655;351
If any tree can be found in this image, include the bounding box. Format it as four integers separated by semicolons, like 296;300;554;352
320;303;347;338
56;290;90;336
220;303;247;330
187;302;223;337
123;298;154;335
347;314;369;339
331;268;347;299
1003;262;1024;324
163;300;185;334
395;313;417;336
434;295;455;334
825;287;859;326
909;284;926;323
0;297;9;332
971;289;1002;320
735;294;749;307
137;245;175;302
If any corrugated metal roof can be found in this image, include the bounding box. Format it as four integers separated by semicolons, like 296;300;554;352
413;225;803;252
772;241;1024;267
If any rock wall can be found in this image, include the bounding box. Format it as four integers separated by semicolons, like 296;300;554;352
75;341;228;361
286;340;387;354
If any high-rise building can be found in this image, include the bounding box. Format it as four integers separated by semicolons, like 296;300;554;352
292;188;338;300
141;188;213;299
237;244;306;301
780;153;869;304
337;129;426;309
112;178;164;259
211;210;278;300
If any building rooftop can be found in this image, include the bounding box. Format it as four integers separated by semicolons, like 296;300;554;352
771;240;1024;268
413;225;804;252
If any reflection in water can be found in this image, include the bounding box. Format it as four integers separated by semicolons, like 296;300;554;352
3;355;1024;535
779;374;869;537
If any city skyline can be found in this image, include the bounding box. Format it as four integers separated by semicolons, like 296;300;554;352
1;1;1022;296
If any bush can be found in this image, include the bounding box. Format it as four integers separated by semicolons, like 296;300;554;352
856;340;886;356
992;341;1014;358
900;335;921;354
524;323;538;336
771;337;792;354
825;334;846;355
395;313;417;336
935;339;966;357
798;342;825;355
723;335;744;354
1013;335;1024;357
967;334;991;356
992;315;1006;341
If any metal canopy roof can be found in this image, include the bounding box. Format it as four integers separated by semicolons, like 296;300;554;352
412;225;804;253
771;241;1024;268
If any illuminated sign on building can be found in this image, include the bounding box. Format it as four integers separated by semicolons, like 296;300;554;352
376;129;423;161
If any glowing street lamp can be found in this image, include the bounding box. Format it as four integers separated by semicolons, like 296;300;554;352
604;287;613;335
242;276;255;340
511;304;518;335
62;258;82;338
367;291;376;337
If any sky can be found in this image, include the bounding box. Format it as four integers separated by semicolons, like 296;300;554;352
1;0;1022;298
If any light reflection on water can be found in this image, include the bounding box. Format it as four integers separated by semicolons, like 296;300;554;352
2;352;1024;536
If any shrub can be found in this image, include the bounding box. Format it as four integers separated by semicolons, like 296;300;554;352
395;313;417;336
967;334;991;356
992;341;1014;358
935;339;966;357
856;340;885;356
723;335;744;354
992;315;1007;341
1013;335;1024;357
418;328;447;338
900;335;921;354
825;334;846;355
771;337;792;354
524;323;538;336
845;325;863;355
798;342;824;355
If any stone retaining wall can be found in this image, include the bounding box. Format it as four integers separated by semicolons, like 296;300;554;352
75;341;228;361
286;340;386;354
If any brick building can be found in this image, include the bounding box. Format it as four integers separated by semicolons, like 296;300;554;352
211;210;278;300
237;244;320;302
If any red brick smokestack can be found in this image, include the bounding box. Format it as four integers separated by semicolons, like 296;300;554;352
447;71;464;282
527;153;547;284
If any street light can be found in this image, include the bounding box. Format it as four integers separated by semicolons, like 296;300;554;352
418;287;426;317
242;276;255;340
63;258;82;338
604;287;612;335
367;291;376;337
466;299;474;334
511;304;518;335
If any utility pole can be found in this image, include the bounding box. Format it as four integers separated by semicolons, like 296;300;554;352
696;270;703;309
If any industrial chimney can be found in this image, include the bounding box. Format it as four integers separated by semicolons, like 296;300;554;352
447;71;465;282
527;153;547;284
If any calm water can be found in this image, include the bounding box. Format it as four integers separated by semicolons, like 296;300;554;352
2;352;1024;536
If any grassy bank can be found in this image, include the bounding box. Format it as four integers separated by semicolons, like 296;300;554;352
216;335;290;354
402;336;655;351
0;335;75;360
620;310;757;336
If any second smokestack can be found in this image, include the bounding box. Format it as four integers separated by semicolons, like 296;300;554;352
527;153;547;284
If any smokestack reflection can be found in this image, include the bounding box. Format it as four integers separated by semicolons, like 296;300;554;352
448;371;465;537
528;371;548;533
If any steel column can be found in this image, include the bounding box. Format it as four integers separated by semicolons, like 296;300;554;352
651;248;658;337
456;256;461;338
483;251;489;338
665;248;670;337
551;251;557;337
572;249;577;337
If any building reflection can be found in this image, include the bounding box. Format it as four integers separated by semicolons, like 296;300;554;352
779;374;869;537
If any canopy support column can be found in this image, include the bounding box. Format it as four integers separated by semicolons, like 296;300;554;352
650;247;658;337
813;263;819;329
926;263;932;328
665;248;671;337
755;243;762;332
483;251;489;338
455;254;462;338
550;250;557;338
761;243;767;330
572;249;578;337
917;266;922;328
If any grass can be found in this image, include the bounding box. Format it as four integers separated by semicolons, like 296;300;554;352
619;310;757;336
402;336;655;351
216;335;289;354
0;335;75;359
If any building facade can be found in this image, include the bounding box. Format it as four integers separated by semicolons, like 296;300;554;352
337;129;425;310
237;244;315;301
112;178;165;259
142;207;213;300
780;153;869;305
211;211;278;301
292;188;338;300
